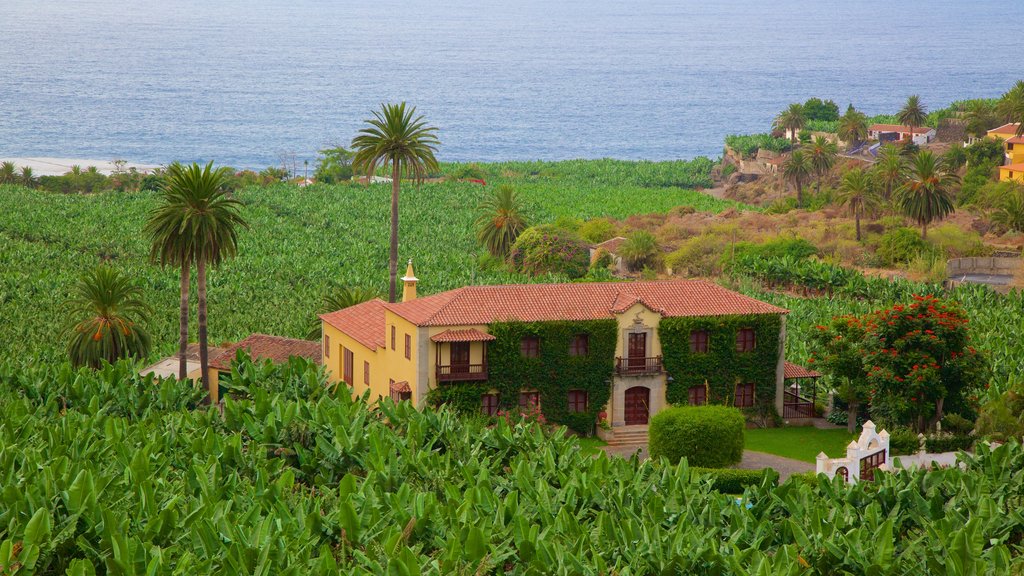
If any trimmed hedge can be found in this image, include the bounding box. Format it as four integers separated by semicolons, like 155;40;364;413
692;467;776;494
889;427;921;456
649;405;745;468
924;433;975;454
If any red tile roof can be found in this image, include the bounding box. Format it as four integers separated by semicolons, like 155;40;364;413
593;236;628;254
209;334;321;370
1005;136;1024;145
869;124;934;135
380;280;786;327
320;299;388;350
784;361;821;379
988;123;1021;135
430;329;496;342
1001;163;1024;171
390;381;411;393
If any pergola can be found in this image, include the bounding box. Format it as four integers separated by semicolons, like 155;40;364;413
783;361;821;419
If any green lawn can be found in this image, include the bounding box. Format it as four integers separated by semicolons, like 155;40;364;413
576;436;608;457
744;427;855;463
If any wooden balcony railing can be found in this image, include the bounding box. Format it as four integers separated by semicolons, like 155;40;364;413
615;356;663;376
783;390;815;418
436;362;488;382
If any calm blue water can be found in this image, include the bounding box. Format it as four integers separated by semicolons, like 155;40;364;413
2;0;1022;168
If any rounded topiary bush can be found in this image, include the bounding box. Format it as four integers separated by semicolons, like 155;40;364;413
648;405;745;468
509;224;590;279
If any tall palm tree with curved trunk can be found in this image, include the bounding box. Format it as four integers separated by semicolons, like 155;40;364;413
997;80;1024;137
67;266;152;369
352;103;440;303
475;184;529;258
874;144;906;202
896;150;958;239
897;95;928;144
145;162;247;403
774;103;806;143
836;168;881;241
806;135;838;193
782;150;813;208
837;104;868;149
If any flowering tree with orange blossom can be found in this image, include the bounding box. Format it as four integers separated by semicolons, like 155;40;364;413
811;294;989;433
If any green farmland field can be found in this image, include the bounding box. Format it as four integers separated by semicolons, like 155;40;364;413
0;159;743;364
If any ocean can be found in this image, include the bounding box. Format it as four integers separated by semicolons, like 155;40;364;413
1;0;1021;168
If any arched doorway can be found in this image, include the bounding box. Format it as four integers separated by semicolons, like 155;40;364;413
624;386;650;425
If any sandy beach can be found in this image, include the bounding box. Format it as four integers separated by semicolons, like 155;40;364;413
0;157;161;177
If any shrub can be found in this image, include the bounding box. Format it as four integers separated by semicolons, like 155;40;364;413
733;236;818;261
876;227;927;266
552;215;582;232
665;234;726;277
449;163;487;180
926;223;989;258
508;225;590;279
691;467;776;494
965;138;1006;167
942;413;975;435
590;248;613;272
313;147;353;184
888;427;921;456
577;218;618;243
648;405;745;468
724;134;791;158
958;162;998;206
976;383;1024;442
924;432;974;454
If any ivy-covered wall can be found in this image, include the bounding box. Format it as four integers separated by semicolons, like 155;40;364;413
659;314;782;408
427;320;617;434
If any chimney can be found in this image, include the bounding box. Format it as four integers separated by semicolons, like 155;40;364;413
401;259;418;302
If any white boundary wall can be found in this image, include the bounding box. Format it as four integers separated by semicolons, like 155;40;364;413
816;421;890;483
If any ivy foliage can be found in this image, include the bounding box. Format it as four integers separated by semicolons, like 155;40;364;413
432;320;617;434
659;314;782;407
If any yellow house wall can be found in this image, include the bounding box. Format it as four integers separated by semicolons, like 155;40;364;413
1006;144;1024;165
1000;166;1024;183
613;303;663;357
383;311;427;404
322;322;384;400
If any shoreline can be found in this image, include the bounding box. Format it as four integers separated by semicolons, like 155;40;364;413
0;157;162;177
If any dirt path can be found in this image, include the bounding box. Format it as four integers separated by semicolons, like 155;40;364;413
599;445;813;481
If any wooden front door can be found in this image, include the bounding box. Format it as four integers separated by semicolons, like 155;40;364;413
450;342;470;373
627;332;646;369
624;386;650;425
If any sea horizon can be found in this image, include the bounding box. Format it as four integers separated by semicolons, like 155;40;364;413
3;0;1022;169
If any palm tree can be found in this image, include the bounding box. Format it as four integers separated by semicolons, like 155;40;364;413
145;162;247;403
774;103;806;143
782;150;813;208
475;184;529;258
306;286;380;339
67;266;152;369
991;187;1024;233
996;80;1024;137
896;150;958;239
874;144;906;201
897;95;928;144
963;100;1000;138
20;166;34;188
837;105;868;149
618;231;660;271
806;135;839;193
835;168;881;241
351;102;440;303
0;162;16;184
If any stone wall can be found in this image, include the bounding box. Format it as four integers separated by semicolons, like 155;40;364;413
946;257;1020;277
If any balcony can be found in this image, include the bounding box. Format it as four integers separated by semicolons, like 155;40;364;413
615;356;663;376
436;362;488;382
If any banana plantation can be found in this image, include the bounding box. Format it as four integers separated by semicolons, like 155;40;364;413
1;360;1022;574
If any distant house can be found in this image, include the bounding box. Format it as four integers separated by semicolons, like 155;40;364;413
999;163;1024;184
868;124;936;146
590;237;628;274
139;343;228;380
207;333;321;389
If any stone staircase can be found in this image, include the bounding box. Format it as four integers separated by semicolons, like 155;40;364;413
604;425;649;446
